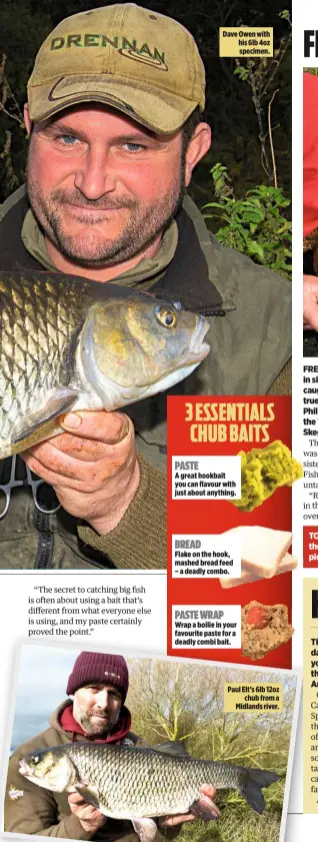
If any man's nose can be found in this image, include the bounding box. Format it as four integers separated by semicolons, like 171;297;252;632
95;689;111;708
74;146;116;199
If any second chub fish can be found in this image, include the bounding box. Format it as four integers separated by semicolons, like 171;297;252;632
19;740;279;842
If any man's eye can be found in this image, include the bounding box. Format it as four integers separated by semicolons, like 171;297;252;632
58;135;79;145
123;142;146;152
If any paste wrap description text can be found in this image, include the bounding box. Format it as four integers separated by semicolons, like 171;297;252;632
172;605;241;649
28;584;151;637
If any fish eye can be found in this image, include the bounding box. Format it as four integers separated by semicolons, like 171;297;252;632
155;306;177;329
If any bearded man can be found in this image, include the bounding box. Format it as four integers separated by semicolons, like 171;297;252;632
0;5;291;569
5;650;218;839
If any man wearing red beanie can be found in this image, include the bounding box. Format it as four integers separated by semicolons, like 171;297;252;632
5;651;218;840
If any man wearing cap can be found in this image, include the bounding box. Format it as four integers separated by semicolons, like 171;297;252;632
0;4;291;571
5;651;219;839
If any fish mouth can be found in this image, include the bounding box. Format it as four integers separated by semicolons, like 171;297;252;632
186;315;210;364
19;759;34;777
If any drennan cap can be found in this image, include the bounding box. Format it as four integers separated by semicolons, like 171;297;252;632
66;651;129;701
27;3;205;133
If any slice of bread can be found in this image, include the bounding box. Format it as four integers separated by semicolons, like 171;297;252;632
220;551;297;589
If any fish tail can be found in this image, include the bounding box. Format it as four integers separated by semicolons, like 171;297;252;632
240;769;279;814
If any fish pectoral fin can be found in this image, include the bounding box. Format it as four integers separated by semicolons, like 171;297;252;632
12;389;78;453
74;785;103;812
190;794;221;821
132;818;157;842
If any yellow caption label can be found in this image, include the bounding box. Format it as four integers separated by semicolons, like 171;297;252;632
303;579;318;813
224;682;282;712
219;27;273;58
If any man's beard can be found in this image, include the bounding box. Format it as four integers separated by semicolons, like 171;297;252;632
26;154;186;269
72;698;119;736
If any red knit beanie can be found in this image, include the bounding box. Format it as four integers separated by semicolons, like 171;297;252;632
66;652;129;702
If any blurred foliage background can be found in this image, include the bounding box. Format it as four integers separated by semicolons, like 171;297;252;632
0;0;291;274
125;659;297;842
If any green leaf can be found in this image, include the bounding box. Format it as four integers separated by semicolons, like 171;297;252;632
202;201;231;211
246;241;265;261
233;66;250;81
242;210;264;223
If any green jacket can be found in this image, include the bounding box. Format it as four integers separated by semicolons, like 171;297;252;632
0;188;291;570
4;701;179;841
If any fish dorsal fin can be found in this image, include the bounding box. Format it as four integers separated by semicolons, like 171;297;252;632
153;740;191;758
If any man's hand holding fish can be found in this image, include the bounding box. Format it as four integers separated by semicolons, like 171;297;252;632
68;791;108;833
23;410;140;535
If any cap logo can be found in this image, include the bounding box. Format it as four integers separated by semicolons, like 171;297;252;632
117;47;167;70
47;78;140;111
50;34;168;71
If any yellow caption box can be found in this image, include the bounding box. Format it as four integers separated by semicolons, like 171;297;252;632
224;682;282;712
303;579;318;813
219;27;273;58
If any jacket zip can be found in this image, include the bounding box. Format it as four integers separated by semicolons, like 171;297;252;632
34;507;54;569
32;494;115;569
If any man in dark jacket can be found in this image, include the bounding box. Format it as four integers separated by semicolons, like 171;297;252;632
5;651;218;839
0;4;292;570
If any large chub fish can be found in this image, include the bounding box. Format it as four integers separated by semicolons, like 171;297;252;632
0;270;210;457
19;741;279;841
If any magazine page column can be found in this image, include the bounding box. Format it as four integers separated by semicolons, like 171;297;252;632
301;16;318;823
